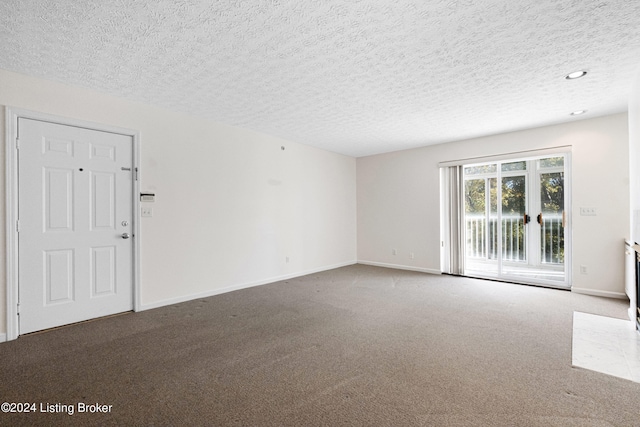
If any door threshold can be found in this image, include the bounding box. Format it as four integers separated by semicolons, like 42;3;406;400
453;273;571;291
20;311;134;337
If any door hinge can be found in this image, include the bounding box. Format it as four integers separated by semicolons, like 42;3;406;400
16;220;20;232
15;138;20;150
16;303;20;315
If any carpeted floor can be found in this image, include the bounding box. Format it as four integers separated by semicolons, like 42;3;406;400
0;264;638;426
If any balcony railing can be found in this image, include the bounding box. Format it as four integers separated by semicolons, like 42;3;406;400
466;214;564;264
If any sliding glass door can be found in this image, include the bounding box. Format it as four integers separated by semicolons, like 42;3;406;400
463;155;569;287
464;164;499;276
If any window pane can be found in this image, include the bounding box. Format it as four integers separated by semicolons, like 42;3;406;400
502;175;527;262
540;172;564;264
540;157;564;168
465;179;486;214
464;179;486;259
489;178;498;259
501;175;526;215
501;161;526;172
540;172;564;213
464;164;496;175
489;178;497;215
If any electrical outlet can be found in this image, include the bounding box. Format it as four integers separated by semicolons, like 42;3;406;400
580;265;588;274
141;207;153;217
392;248;397;256
410;252;415;259
285;256;290;263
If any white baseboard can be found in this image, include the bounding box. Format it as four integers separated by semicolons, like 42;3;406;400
139;260;357;311
357;260;441;275
571;287;628;300
0;333;6;343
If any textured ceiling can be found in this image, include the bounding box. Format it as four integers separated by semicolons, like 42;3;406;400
1;0;640;157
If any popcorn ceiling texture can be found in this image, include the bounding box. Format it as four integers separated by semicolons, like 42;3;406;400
1;0;639;156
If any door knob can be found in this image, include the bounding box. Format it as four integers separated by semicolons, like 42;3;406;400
121;233;131;239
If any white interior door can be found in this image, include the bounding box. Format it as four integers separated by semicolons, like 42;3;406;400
18;118;134;334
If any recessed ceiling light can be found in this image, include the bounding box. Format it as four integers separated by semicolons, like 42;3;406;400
570;110;587;116
565;70;588;80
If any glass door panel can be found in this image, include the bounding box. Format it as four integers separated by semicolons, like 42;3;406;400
539;171;564;265
462;155;569;287
465;179;486;259
488;178;498;260
501;175;527;263
463;165;498;276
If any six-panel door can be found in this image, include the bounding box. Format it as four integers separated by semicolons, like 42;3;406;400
18;118;134;334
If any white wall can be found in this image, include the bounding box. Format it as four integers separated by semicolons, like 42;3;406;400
1;68;632;339
630;69;640;242
358;114;630;297
628;68;640;320
0;69;357;335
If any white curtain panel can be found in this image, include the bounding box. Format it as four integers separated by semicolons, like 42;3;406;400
441;165;465;275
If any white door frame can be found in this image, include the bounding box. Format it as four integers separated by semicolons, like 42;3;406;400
461;153;572;289
5;107;142;341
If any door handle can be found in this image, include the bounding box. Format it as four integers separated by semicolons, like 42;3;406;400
536;213;542;225
524;214;530;224
121;233;131;239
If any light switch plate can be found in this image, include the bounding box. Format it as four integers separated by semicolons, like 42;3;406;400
580;207;597;216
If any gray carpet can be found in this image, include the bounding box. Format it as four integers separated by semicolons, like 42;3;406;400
0;264;638;426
